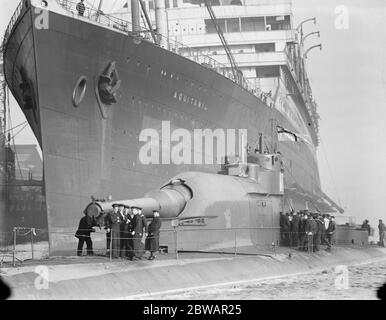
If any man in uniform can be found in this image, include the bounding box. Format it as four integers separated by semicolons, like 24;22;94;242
314;214;324;252
361;219;371;236
132;206;146;259
126;207;136;260
280;212;290;246
120;205;131;258
290;211;300;249
76;0;86;16
323;214;330;246
104;207;113;256
325;215;336;251
146;210;162;260
305;213;316;253
298;211;308;251
109;203;122;258
378;219;386;247
75;210;95;256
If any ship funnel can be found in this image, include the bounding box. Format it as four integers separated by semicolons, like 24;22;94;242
155;0;168;49
131;0;141;34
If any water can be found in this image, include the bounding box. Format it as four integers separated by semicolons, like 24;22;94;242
146;258;386;300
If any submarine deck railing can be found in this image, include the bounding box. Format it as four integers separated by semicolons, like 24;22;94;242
0;226;377;267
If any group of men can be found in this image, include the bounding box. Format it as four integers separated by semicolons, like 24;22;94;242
361;219;386;247
280;210;336;252
76;204;162;260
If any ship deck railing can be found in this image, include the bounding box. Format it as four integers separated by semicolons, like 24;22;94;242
3;1;24;47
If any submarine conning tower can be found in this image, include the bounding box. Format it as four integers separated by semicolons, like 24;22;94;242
85;145;284;223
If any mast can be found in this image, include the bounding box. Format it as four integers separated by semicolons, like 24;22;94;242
139;1;158;45
154;0;168;49
131;0;141;34
95;0;103;21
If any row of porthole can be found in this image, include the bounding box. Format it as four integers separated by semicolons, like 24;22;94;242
160;69;208;92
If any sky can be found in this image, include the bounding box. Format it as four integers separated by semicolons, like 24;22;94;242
1;0;386;226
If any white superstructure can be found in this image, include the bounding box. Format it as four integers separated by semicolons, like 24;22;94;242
106;0;320;145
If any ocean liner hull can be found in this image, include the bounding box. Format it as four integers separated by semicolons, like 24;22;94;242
3;0;327;254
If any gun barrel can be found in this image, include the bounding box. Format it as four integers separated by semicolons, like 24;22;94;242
85;180;192;219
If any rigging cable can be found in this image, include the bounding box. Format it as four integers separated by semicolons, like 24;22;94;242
319;137;343;208
0;121;27;138
6;96;24;180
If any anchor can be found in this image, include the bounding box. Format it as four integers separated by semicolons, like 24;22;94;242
95;61;121;119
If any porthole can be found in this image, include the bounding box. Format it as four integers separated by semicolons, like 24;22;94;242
72;76;87;108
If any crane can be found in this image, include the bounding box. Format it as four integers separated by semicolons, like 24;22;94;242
0;44;6;142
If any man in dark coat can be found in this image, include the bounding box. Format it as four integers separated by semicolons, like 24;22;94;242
290;211;300;248
76;0;86;16
120;205;131;258
305;213;316;253
132;206;147;259
378;219;386;247
314;214;324;252
75;211;95;256
361;219;371;236
104;208;113;255
126;208;136;260
280;212;290;246
146;210;162;260
325;215;336;251
109;203;122;258
298;212;307;251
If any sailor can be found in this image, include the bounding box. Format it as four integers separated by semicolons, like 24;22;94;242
290;211;300;249
361;219;371;236
279;212;285;244
132;206;146;259
314;214;324;252
120;205;131;258
109;203;122;258
118;204;127;258
280;212;290;246
305;213;316;253
104;208;112;256
146;210;162;260
378;219;386;247
322;214;330;246
140;208;149;238
299;211;308;251
75;210;95;256
325;215;336;251
76;0;86;16
126;207;136;260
